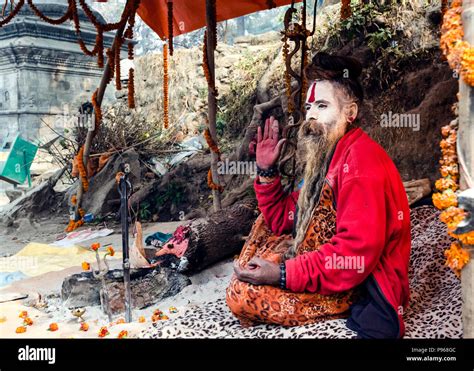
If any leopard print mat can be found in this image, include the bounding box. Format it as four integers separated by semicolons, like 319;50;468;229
141;206;462;339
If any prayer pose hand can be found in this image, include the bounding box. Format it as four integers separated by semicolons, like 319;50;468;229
233;257;280;286
254;116;286;170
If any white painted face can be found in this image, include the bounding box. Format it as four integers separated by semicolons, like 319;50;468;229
303;80;348;137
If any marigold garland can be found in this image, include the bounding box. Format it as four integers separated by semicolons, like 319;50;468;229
282;35;293;113
167;0;174;56
207;169;224;193
433;109;472;275
202;31;218;97
115;40;122;91
444;242;470;277
163;43;169;129
128;42;134;60
341;0;352;20
0;0;24;28
128;68;135;109
27;0;71;25
440;0;474;87
203;128;221;158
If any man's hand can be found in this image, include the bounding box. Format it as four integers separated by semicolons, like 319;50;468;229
256;116;286;170
233;257;281;286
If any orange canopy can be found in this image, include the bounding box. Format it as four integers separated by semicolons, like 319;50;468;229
134;0;302;40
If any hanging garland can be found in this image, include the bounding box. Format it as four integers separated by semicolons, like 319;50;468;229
340;0;351;21
115;40;122;90
91;89;102;135
167;0;174;56
202;31;218;97
207;170;224;193
433;103;472;277
163;42;169;129
441;0;449;16
282;35;294;113
203;127;221;159
128;68;135;109
440;0;474;87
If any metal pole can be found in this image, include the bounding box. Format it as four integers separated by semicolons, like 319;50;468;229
118;167;132;322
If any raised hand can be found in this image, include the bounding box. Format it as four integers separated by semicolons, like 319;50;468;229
256;116;286;170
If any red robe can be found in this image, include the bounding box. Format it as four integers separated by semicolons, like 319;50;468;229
254;127;411;337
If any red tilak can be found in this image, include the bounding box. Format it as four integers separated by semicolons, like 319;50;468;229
308;82;317;103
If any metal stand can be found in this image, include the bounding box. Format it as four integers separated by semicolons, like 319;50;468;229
118;165;132;323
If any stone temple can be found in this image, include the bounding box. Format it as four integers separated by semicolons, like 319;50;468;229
0;0;116;144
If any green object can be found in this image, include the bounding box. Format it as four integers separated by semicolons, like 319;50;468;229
0;135;38;187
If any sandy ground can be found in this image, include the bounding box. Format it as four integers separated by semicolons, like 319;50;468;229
0;210;234;339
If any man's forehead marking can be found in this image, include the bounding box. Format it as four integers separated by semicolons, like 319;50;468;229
308;82;317;103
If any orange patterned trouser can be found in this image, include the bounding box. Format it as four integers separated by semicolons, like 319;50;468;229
226;182;357;327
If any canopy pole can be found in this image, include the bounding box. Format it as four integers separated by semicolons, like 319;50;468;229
206;0;222;212
459;0;474;339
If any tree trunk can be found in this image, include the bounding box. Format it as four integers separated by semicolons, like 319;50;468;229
156;199;257;273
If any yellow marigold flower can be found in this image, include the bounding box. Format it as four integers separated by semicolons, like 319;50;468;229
23;317;33;326
445;242;470;277
82;262;91;271
138;316;146;323
106;246;115;257
98;326;109;338
19;311;28;319
80;322;89;332
432;190;458;210
117;330;128;339
16;326;27;334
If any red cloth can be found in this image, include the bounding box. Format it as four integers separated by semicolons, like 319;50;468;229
254;128;411;337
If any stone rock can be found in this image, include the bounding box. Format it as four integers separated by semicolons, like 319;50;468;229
61;266;191;312
5;189;24;203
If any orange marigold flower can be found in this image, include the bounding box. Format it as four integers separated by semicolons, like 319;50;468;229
91;242;100;251
48;323;59;332
444;242;470;277
161;315;169;320
106;246;115;257
138;316;146;323
23;317;33;326
19;311;28;319
16;326;27;334
432;189;458;210
98;326;109;338
116;318;125;324
80;322;89;332
82;262;91;271
449;231;474;246
435;178;458;192
117;330;128;339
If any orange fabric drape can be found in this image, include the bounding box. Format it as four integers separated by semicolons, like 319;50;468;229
135;0;301;40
